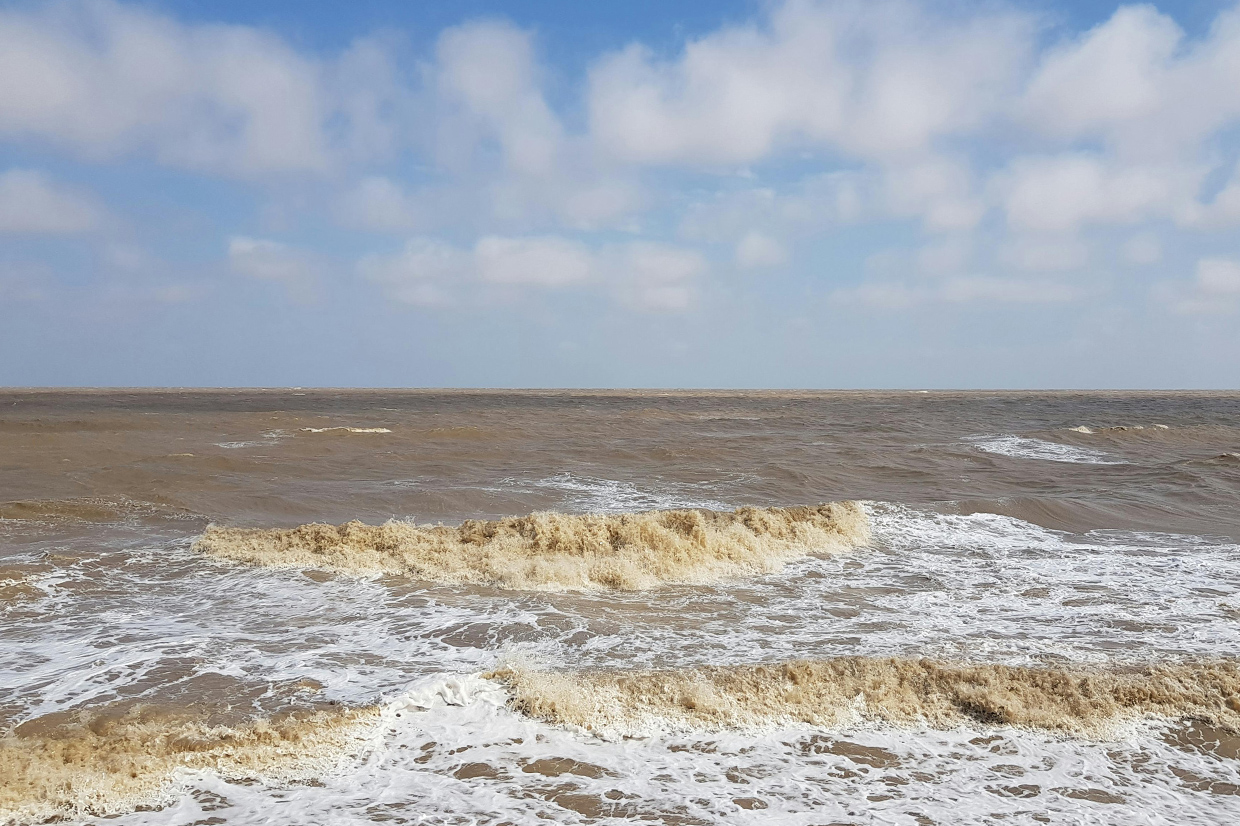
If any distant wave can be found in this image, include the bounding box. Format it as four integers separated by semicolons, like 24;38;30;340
194;502;870;592
969;435;1123;464
0;497;195;525
493;657;1240;738
216;429;288;449
522;472;733;513
298;426;392;434
0;702;378;824
1067;424;1169;435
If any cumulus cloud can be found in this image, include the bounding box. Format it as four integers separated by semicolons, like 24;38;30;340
338;177;427;233
475;236;594;286
0;0;398;176
1162;257;1240;314
10;0;1240;338
998;235;1090;272
435;20;563;177
360;235;707;310
587;0;1032;166
997;154;1196;232
229;237;323;299
1002;5;1240;234
1019;5;1240;160
609;242;707;311
356;238;463;306
836;275;1081;308
735;231;788;269
420;20;644;231
0;169;100;234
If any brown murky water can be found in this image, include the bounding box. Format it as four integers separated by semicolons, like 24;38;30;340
2;389;1240;824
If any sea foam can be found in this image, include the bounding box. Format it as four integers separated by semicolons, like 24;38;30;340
494;657;1240;738
194;502;869;591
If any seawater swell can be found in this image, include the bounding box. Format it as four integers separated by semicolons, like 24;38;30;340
493;657;1240;737
0;497;196;524
194;502;869;591
0;702;379;825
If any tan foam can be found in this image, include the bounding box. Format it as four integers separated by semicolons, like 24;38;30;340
492;657;1240;737
0;702;378;824
194;502;869;591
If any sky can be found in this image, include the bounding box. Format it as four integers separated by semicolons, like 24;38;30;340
1;0;1239;388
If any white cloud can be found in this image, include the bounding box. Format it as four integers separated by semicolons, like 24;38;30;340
419;21;643;232
436;20;563;177
999;235;1090;272
1019;5;1240;161
229;237;323;296
357;238;465;306
1021;6;1181;147
735;231;787;269
0;169;100;234
0;0;399;176
339;177;426;233
610;242;707;311
1161;257;1240;315
587;0;1032;166
939;276;1078;304
916;237;972;276
476;236;593;287
360;235;707;310
1196;258;1240;296
836;274;1080;308
998;154;1193;233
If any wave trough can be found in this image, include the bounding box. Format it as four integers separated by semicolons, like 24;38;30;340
193;502;869;591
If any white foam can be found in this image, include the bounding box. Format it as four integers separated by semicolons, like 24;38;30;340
969;435;1124;464
8;503;1240;823
100;679;1240;826
215;430;288;449
299;427;392;434
520;472;733;513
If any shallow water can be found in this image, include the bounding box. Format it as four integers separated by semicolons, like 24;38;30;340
3;390;1240;824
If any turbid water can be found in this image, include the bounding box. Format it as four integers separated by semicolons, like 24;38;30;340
2;389;1239;825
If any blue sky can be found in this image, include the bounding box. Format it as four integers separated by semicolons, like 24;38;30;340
1;0;1239;388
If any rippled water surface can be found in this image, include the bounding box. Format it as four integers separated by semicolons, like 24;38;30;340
3;390;1240;825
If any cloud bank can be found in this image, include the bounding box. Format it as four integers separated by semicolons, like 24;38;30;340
2;0;1240;385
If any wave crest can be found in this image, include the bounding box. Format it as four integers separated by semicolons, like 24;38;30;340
0;702;378;824
194;502;869;591
492;657;1240;737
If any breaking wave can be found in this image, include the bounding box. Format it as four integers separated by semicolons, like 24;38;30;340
298;426;391;434
1068;424;1170;434
0;702;379;824
194;502;869;591
969;435;1122;464
493;657;1240;738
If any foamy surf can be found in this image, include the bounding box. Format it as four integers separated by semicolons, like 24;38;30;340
298;426;392;434
193;502;869;591
969;435;1123;464
0;702;380;825
1068;424;1170;434
492;657;1240;739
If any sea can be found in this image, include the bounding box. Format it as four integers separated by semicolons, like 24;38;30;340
2;389;1239;825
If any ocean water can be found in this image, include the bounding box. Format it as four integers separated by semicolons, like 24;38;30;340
2;389;1240;825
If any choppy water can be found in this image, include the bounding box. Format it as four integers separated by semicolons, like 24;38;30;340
3;390;1240;825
